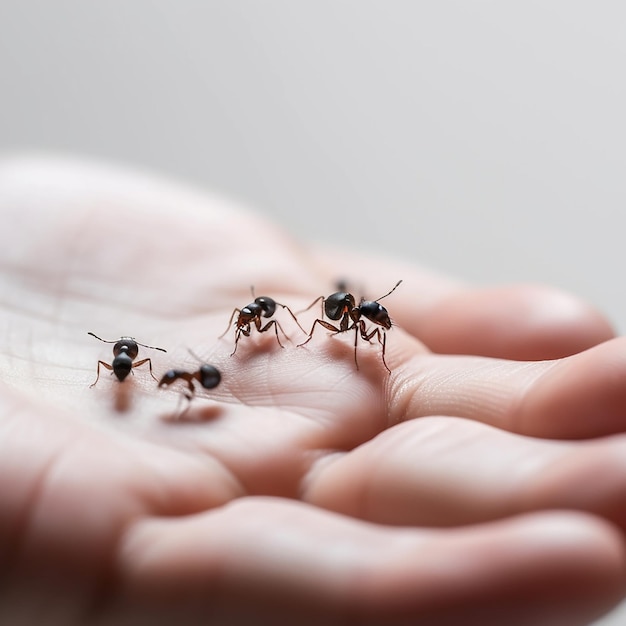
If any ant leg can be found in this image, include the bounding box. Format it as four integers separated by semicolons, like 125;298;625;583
174;380;196;419
359;324;391;374
230;326;250;356
296;295;324;316
133;357;157;381
359;322;382;344
219;308;241;339
177;398;192;419
297;319;342;347
170;389;192;419
277;302;308;334
380;331;390;374
90;360;113;388
258;319;290;348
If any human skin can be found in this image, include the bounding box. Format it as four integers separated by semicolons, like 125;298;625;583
1;156;626;625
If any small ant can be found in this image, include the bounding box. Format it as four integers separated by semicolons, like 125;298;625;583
298;280;402;373
88;332;167;387
220;288;306;356
157;351;221;417
158;361;221;401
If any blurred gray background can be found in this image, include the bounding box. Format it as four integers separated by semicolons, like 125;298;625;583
1;3;626;622
2;2;626;331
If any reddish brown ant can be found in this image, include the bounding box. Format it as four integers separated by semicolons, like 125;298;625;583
88;332;166;387
298;280;402;373
220;288;306;355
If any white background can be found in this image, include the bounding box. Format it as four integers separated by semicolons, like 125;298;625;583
1;3;625;623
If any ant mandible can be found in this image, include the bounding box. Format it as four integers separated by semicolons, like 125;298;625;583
298;280;402;374
88;332;167;387
220;287;306;356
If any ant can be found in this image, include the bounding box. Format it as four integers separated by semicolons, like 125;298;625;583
158;360;221;401
298;280;402;373
157;351;221;417
88;332;167;387
220;287;306;355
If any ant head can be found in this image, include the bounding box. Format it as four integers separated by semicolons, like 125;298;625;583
242;301;263;319
113;338;139;359
158;369;180;388
359;300;392;329
357;281;402;329
254;296;277;318
324;292;355;320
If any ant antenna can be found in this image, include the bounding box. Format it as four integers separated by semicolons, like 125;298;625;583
375;280;403;302
134;340;167;353
87;332;117;344
87;332;167;353
187;348;205;362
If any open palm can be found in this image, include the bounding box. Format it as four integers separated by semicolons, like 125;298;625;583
2;157;626;626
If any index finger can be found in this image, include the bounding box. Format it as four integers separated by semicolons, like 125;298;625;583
308;245;614;360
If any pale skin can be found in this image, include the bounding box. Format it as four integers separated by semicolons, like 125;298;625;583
2;156;626;625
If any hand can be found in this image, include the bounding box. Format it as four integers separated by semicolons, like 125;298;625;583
1;156;625;626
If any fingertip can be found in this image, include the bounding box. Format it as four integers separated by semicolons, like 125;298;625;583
518;336;626;438
412;284;615;360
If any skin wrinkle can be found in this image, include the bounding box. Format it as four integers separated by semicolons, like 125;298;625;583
0;382;244;570
5;426;246;625
162;402;314;499
508;358;561;436
1;438;110;624
120;436;247;512
300;418;579;526
105;500;626;626
1;269;184;329
296;450;347;502
361;422;468;523
523;339;626;438
515;435;626;529
0;416;65;580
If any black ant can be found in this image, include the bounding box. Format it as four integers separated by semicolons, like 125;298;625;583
298;280;402;373
157;351;222;417
220;288;306;356
88;332;167;387
158;361;221;401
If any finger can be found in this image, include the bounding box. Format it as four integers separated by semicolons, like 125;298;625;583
0;384;242;576
388;336;626;439
107;499;625;626
308;245;614;360
303;417;626;530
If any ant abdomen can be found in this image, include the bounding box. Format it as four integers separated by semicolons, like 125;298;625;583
254;296;277;318
197;364;221;390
